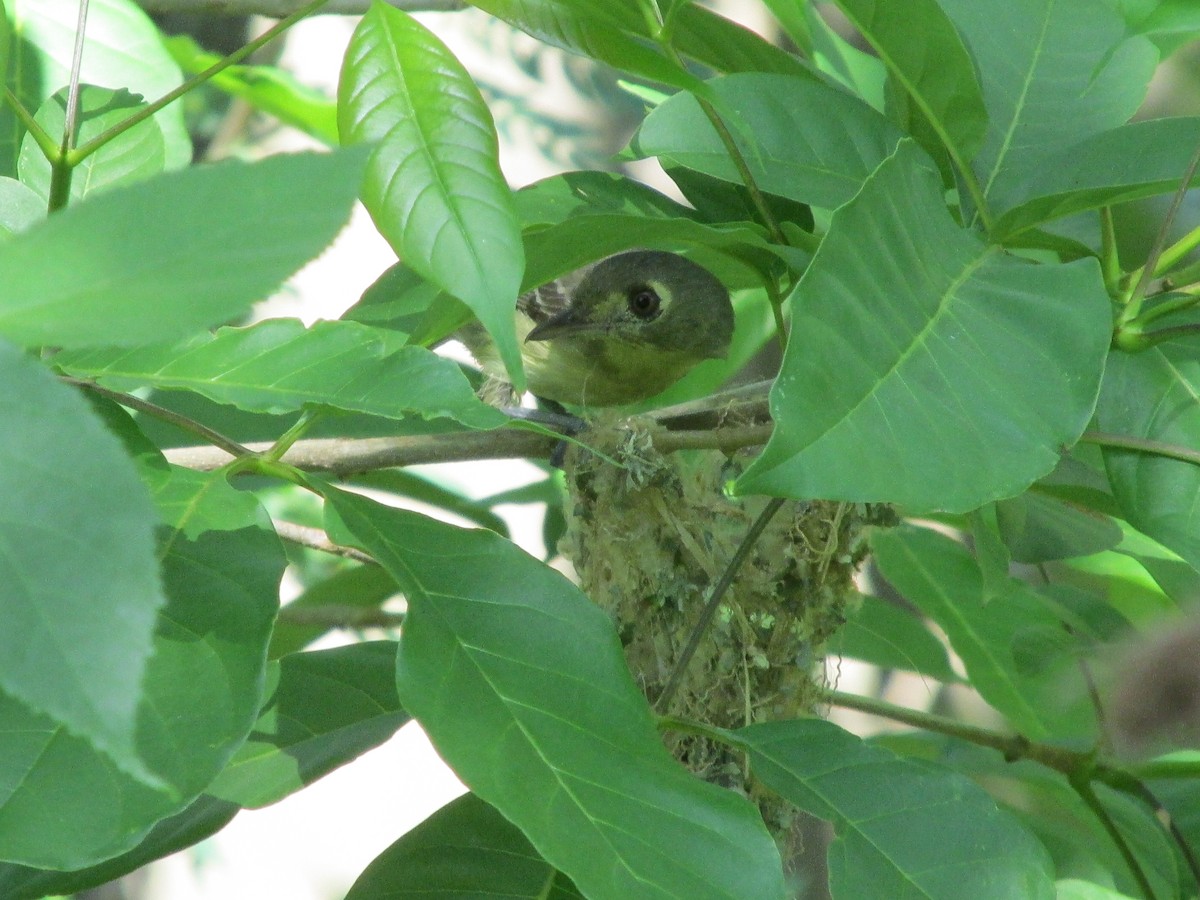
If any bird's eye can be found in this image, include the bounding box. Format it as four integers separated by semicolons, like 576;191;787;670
628;288;661;319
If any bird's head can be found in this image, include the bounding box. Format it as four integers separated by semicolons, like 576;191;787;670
524;250;734;361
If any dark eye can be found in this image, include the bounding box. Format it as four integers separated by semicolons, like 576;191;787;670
628;288;661;319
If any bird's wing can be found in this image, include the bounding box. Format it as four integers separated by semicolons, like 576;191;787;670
517;279;571;325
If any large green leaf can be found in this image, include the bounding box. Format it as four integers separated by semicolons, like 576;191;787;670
321;486;789;900
632;73;907;211
0;175;42;236
18;85;165;203
832;0;987;165
737;140;1110;512
0;527;280;868
740;719;1054;899
208;642;409;808
1096;340;1200;572
0;794;240;899
993;117;1200;239
57;318;505;429
937;0;1158;216
0;150;364;348
0;643;397;895
2;0;189;175
347;793;583;899
871;525;1089;741
339;2;525;387
825;593;958;682
0;342;163;795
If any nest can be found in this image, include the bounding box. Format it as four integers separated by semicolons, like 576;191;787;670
557;415;894;840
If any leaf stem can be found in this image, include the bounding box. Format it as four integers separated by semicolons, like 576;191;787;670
3;87;55;157
1120;139;1200;325
655;497;786;713
49;0;92;211
1135;288;1200;327
70;0;330;165
1080;430;1200;468
1071;777;1158;900
63;377;254;459
1099;207;1121;297
267;408;325;461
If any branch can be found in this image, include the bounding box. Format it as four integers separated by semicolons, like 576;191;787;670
136;0;463;13
273;519;376;564
655;496;786;713
163;384;774;474
277;604;404;628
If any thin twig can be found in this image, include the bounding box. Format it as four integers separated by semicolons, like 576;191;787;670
655;497;786;713
278;604;404;628
133;0;463;12
63;377;254;459
72;0;331;164
273;519;377;564
1072;778;1157;900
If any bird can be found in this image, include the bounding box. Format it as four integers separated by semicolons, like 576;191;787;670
460;250;734;407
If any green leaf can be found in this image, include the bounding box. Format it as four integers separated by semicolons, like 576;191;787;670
737;141;1110;513
0;526;280;868
740;719;1055;899
343;262;448;337
0;794;240;900
321;486;789;900
267;564;400;658
339;2;525;388
57;318;505;429
1119;0;1200;55
0;175;43;236
147;466;266;540
993;117;1200;239
632;73;907;210
937;0;1158;215
523;214;781;297
0;342;163;793
347;793;583;899
995;491;1122;563
18;85;165;203
825;593;958;681
165;34;339;146
1054;881;1138;900
208;642;409;808
832;0;987;164
669;3;811;78
871;525;1084;741
3;0;189;174
0;150;365;348
1096;340;1200;571
468;0;706;94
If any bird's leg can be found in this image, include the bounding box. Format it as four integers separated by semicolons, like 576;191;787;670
500;399;585;468
499;398;585;468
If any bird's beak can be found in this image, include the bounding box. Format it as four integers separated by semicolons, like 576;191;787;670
525;309;594;342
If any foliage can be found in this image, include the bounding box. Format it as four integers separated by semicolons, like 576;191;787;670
2;0;1200;897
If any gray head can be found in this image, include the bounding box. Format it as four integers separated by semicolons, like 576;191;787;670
526;250;734;359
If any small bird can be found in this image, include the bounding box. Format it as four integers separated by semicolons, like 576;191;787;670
460;250;734;407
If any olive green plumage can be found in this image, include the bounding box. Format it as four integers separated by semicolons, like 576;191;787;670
461;250;734;406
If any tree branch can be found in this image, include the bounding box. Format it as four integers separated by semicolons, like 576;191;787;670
273;519;377;563
164;384;774;474
137;0;463;14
